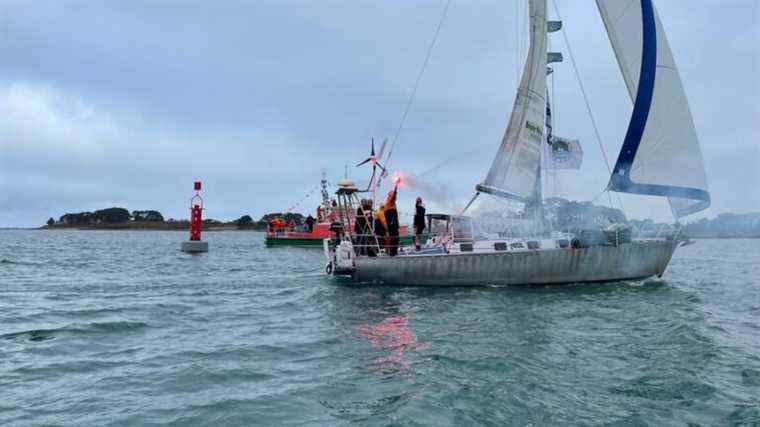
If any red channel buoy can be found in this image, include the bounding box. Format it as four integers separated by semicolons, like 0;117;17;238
181;181;209;253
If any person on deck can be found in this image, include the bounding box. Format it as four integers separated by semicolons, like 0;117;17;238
329;200;339;222
383;190;400;256
288;219;296;231
353;205;370;256
413;197;426;251
305;215;315;233
373;208;387;257
361;200;377;256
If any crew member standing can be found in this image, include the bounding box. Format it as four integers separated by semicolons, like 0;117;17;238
413;197;426;251
353;202;371;256
373;207;387;256
383;190;400;256
305;214;315;232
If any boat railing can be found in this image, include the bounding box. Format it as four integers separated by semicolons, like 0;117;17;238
329;232;432;255
267;226;309;236
630;222;681;239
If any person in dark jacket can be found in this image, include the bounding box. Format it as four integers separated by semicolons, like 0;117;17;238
383;190;400;256
353;206;370;255
305;215;315;232
413;197;426;251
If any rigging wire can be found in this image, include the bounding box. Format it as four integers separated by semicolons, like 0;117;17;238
383;0;452;179
550;62;562;198
547;33;557;199
416;149;479;179
515;1;521;87
284;183;321;213
550;0;626;215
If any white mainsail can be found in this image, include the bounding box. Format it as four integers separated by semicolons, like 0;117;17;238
597;0;710;217
476;0;548;203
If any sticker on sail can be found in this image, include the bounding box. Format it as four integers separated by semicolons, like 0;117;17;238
524;120;543;142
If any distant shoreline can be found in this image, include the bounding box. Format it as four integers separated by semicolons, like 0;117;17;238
2;227;757;239
38;222;265;232
40;207;301;232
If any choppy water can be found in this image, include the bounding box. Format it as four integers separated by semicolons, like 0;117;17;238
1;230;759;426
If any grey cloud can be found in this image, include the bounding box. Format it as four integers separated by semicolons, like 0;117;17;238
1;0;758;226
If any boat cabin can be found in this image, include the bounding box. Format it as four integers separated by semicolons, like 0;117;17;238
332;178;362;233
425;214;474;249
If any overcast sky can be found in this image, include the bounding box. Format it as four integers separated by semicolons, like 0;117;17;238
1;0;758;227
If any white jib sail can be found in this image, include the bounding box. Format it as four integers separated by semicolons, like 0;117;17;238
477;0;548;203
597;0;710;217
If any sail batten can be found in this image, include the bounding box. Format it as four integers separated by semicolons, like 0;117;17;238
477;0;548;203
597;0;710;217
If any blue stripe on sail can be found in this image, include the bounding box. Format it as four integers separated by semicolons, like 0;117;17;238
607;0;710;215
609;0;656;186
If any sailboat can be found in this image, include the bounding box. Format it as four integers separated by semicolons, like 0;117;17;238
324;0;709;286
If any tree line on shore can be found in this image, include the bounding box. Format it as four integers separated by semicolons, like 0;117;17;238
475;198;760;238
682;212;760;238
44;203;760;238
45;207;305;230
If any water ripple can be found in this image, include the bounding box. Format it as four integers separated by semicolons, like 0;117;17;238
0;230;758;425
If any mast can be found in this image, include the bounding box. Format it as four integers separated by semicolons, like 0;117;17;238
533;154;544;231
320;170;330;209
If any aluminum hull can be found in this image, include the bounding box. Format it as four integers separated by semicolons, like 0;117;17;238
349;240;678;286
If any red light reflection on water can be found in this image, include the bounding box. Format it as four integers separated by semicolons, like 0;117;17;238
357;315;423;370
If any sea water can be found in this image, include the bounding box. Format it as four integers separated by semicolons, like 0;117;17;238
1;230;758;425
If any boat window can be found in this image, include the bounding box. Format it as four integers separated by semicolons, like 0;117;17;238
429;217;450;237
452;216;474;242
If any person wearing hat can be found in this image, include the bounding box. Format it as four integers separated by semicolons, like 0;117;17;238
413;197;426;251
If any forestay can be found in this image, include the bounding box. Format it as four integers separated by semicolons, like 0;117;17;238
597;0;710;217
476;0;548;203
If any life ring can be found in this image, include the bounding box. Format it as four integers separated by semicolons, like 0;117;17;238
325;262;333;275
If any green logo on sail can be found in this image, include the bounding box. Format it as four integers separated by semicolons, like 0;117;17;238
525;120;543;141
